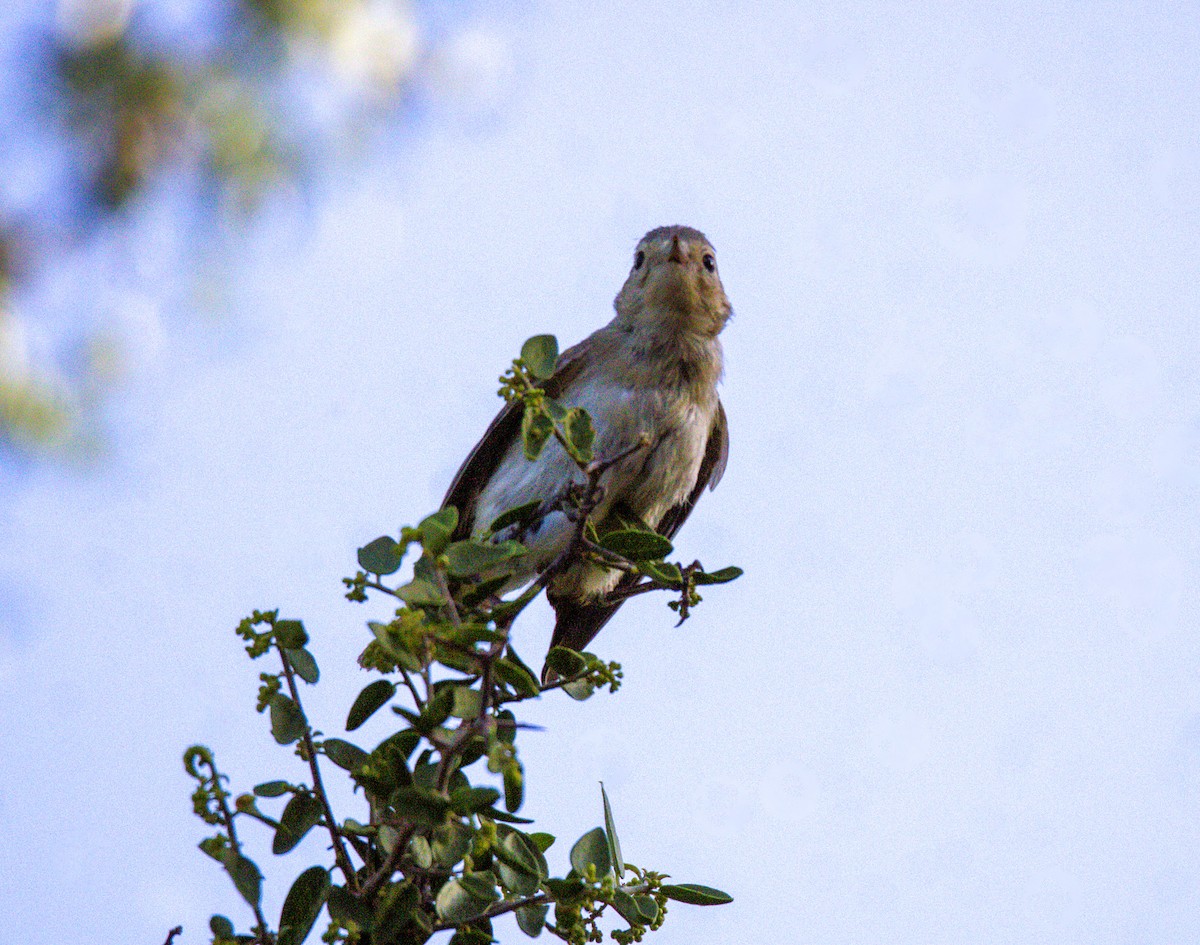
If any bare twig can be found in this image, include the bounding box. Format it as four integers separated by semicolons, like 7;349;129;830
162;926;183;945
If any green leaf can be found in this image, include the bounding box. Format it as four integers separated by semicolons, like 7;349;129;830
601;783;624;878
543;646;586;677
450;686;483;719
693;566;743;585
431;821;473;867
393;786;450;826
494;658;541;698
285;647;319;684
435;876;496;925
408;834;433;869
378;825;400;854
598;529;673;561
521;334;559;379
326;885;372;930
609;889;642;926
562;678;596;701
273;792;322;854
346;680;395;731
488;499;543;534
274;620;308;648
269;693;306;745
226;853;262;908
445;539;524;578
493;830;545;897
420;508;459;556
277;866;330;945
357;536;404;575
210;915;235;938
569;827;611;878
634;895;660;922
503;760;524;812
638;560;683;586
660;883;734;905
254;780;292;798
459;871;499;902
529;832;555;853
322;738;368;771
450;785;502;814
395;578;446;607
562;407;594;463
521;407;554;461
515;901;549;937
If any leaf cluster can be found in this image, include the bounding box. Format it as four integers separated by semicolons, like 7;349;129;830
185;337;740;944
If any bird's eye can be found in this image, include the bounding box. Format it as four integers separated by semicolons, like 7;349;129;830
702;254;716;272
634;251;645;270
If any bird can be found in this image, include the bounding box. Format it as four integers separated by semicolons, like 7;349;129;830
442;225;731;676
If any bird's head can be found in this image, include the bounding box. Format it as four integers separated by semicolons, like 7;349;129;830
613;226;731;339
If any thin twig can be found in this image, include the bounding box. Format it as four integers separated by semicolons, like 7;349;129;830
399;667;425;710
162;926;183;945
208;762;270;935
277;646;359;892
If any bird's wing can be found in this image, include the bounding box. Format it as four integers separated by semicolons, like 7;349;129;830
442;341;589;539
546;399;729;657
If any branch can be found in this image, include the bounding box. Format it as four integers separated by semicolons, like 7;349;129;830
277;646;359;892
162;926;183;945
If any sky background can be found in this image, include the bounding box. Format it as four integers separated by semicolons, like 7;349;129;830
3;2;1200;943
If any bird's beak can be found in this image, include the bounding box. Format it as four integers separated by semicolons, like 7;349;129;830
667;233;685;264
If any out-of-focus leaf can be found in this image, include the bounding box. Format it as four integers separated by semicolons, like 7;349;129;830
253;780;291;797
634;895;659;922
210;915;234;938
638;560;683;586
610;889;641;926
346;680;395;731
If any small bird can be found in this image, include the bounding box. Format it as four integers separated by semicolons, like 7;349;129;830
443;225;731;671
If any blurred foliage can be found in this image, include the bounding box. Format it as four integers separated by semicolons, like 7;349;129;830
0;0;441;461
184;339;738;944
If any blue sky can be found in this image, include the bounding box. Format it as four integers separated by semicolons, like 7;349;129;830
2;2;1199;943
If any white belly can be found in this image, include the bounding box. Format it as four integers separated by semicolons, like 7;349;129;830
473;381;716;598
